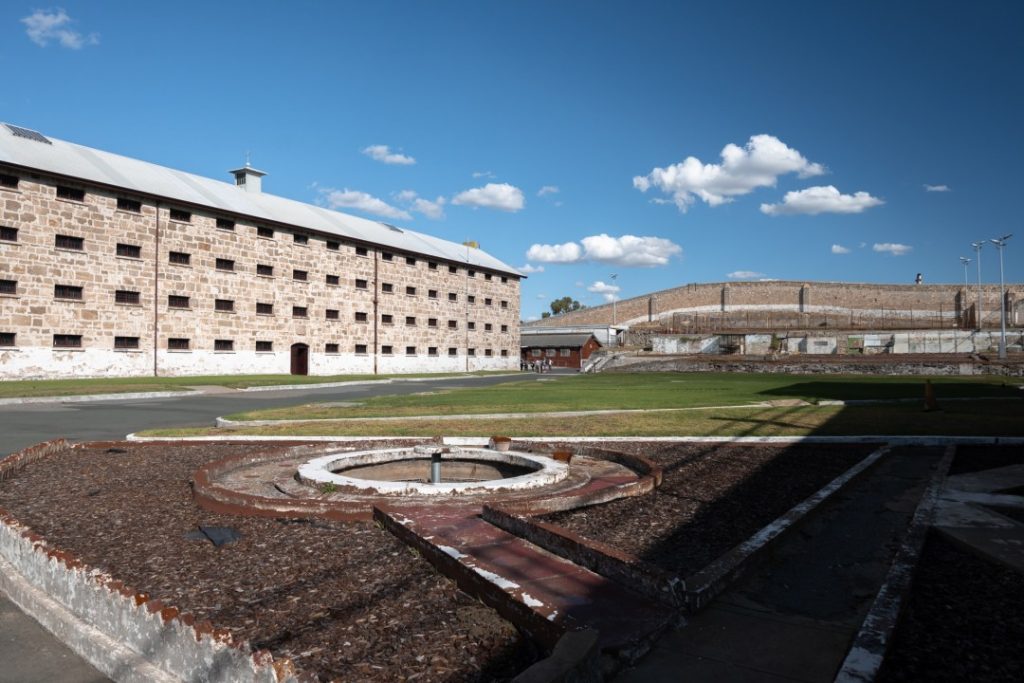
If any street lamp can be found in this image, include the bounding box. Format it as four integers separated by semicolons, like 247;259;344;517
959;256;971;327
990;234;1012;359
610;273;618;327
971;241;985;330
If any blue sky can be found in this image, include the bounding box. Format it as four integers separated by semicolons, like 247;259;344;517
3;1;1021;320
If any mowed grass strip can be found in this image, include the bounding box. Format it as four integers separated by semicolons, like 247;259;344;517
225;372;1022;421
142;400;1024;438
0;371;515;399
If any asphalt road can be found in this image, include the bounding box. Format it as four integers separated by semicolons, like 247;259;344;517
0;371;548;682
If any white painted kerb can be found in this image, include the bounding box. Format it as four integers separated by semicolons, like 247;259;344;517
297;447;568;495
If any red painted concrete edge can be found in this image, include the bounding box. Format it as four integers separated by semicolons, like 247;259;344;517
0;440;309;682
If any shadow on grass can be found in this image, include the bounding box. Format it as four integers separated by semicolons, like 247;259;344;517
756;378;1021;402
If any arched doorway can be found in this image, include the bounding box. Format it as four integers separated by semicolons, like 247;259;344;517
290;343;309;375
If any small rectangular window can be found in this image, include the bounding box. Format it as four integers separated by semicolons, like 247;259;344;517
53;334;82;348
546;349;556;357
257;263;273;276
0;174;18;189
0;332;15;346
355;343;368;354
256;302;273;315
169;251;191;265
449;265;458;274
485;323;493;331
355;311;368;322
356;246;368;257
292;306;308;318
406;286;416;296
468;270;476;278
216;258;235;272
54;284;83;300
326;343;340;354
485;349;493;357
428;346;438;356
355;278;368;290
168;295;190;309
116;243;141;258
256;340;273;352
327;240;340;251
215;298;234;312
379;345;393;355
501;324;508;333
257;226;274;239
501;349;508;357
381;314;394;324
501;276;508;284
484;273;492;281
326;309;339;320
168;337;190;350
501;300;509;309
326;274;340;286
55;234;84;251
428;261;438;270
485;298;493;306
216;217;235;230
468;321;476;331
114;336;139;350
215;339;234;351
532;349;542;357
115;290;140;305
448;347;458;356
293;269;308;281
448;292;457;302
381;252;393;261
117;197;142;213
448;320;458;329
468;295;476;304
0;280;16;295
468;348;476;356
0;226;17;242
293;233;308;245
406;256;416;266
405;316;416;326
56;186;85;202
560;348;571;357
169;208;191;223
428;317;437;327
381;282;394;293
428;289;438;299
406;346;416;356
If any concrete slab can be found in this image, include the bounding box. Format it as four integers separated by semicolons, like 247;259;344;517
0;595;108;683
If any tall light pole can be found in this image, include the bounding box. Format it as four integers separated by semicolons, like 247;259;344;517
959;256;971;327
971;241;984;330
610;273;618;347
990;234;1012;360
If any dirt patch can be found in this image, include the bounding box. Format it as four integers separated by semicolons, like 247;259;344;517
948;444;1024;476
878;530;1024;682
0;442;537;682
541;442;871;576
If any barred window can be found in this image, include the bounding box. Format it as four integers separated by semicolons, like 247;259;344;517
484;273;492;281
468;348;476;356
326;309;339;320
501;324;508;333
448;320;458;329
327;241;340;251
215;298;234;312
169;251;191;265
216;217;235;231
405;316;416;326
116;243;141;258
54;284;83;300
428;289;438;299
326;274;340;285
257;263;273;276
55;234;84;250
0;279;17;295
292;306;308;318
501;349;509;357
326;343;339;354
168;295;189;308
115;290;140;304
449;265;458;274
406;256;416;266
448;347;458;356
428;317;437;327
115;336;140;349
406;286;416;296
428;347;438;356
214;339;234;351
53;334;82;348
355;343;368;354
0;332;15;346
485;298;493;306
381;345;393;355
355;311;368;322
381;252;393;261
293;269;308;281
356;246;368;257
468;270;476;278
406;346;416;356
216;258;235;272
501;300;509;309
257;226;274;238
468;295;476;304
381;282;394;293
117;197;142;213
448;292;457;302
0;174;18;189
256;341;273;352
355;278;368;290
168;338;190;350
468;321;476;331
256;302;274;315
0;226;17;242
169;208;191;223
293;233;308;245
381;314;394;324
485;349;493;357
428;261;438;270
485;323;493;331
56;186;85;202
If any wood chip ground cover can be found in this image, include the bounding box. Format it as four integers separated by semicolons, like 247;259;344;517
541;442;871;576
0;443;537;682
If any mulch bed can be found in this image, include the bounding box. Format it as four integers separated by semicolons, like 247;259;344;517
947;444;1024;476
0;442;537;682
877;530;1024;682
541;443;871;576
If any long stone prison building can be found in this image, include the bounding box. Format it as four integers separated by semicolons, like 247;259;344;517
0;123;522;380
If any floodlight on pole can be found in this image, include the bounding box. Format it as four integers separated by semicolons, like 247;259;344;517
971;241;984;330
959;257;971;327
610;273;618;327
989;234;1012;360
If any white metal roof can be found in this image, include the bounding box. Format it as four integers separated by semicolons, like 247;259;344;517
0;123;523;277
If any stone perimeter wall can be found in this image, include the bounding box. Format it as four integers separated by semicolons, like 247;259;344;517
0;167;521;379
528;280;1023;329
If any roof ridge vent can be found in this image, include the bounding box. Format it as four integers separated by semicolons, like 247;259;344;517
228;161;266;193
5;124;51;145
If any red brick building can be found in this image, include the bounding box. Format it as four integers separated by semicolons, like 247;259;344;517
521;332;602;369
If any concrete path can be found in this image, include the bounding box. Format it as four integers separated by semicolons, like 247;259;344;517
618;447;946;682
935;464;1024;571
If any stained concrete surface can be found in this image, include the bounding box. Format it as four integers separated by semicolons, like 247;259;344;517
0;596;107;683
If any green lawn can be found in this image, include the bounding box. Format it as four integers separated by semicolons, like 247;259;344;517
224;372;1023;421
0;371;516;399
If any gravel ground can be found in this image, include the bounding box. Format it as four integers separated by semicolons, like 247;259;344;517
877;531;1024;682
0;443;537;682
541;443;871;576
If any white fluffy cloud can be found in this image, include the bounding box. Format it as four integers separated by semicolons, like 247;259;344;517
320;188;411;221
526;234;682;267
924;184;950;192
519;264;545;274
394;190;445;219
760;186;884;216
634;134;824;211
362;145;416;165
873;243;912;256
22;9;98;48
727;270;766;280
452;183;525;212
472;170;495;179
587;280;621;302
831;244;851;254
537;185;560;196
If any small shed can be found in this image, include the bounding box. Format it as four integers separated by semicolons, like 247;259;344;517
520;333;602;369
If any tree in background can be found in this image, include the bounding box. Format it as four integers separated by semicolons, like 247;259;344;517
548;296;585;317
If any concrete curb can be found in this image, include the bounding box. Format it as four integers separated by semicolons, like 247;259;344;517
834;445;956;683
0;390;197;406
236;372;524;392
